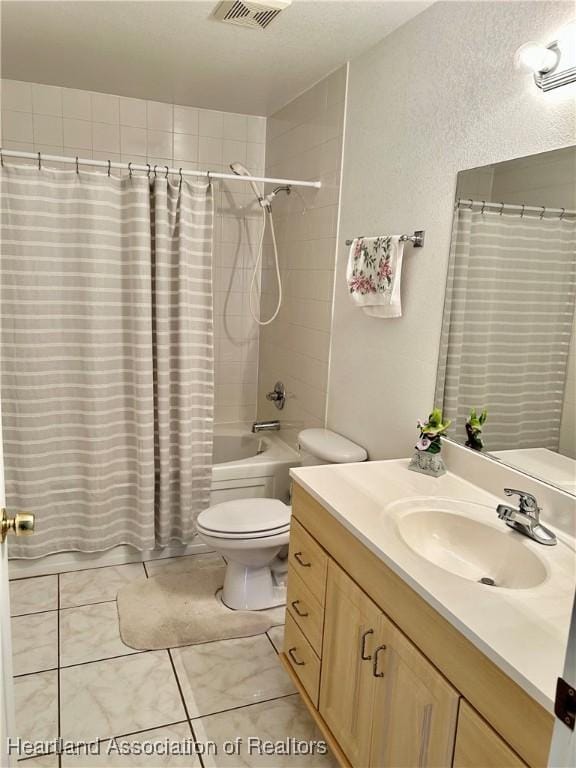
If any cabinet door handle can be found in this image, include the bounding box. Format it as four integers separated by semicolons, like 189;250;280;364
288;647;305;666
360;629;374;660
291;600;309;618
294;551;311;567
372;644;387;677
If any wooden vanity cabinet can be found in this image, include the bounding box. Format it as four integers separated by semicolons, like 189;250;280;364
281;483;554;768
320;560;459;768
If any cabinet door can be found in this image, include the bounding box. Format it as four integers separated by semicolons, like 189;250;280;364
320;560;392;767
453;701;527;768
370;621;460;768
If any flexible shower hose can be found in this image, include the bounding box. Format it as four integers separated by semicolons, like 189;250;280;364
249;204;282;326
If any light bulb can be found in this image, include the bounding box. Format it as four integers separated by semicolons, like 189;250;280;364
514;42;559;74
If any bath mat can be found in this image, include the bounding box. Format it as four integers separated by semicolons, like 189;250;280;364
116;563;284;650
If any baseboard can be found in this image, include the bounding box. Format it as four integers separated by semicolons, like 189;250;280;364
9;540;210;579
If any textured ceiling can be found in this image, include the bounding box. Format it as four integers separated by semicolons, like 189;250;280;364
1;0;432;115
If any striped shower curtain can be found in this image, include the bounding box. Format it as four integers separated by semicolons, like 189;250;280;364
436;206;576;452
1;165;214;557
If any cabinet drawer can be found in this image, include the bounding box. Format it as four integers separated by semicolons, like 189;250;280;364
284;613;321;707
289;518;328;605
286;564;324;657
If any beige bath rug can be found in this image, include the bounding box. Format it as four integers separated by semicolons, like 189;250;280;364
116;563;284;650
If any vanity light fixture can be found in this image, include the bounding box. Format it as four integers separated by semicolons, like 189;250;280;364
515;22;576;91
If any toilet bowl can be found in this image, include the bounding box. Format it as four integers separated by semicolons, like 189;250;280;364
197;428;367;610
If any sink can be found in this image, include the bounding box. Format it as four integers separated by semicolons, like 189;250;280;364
389;498;548;589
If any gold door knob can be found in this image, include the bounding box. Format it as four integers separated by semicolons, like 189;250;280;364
1;508;35;543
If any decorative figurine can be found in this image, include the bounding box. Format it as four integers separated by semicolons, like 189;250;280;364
465;408;487;451
409;408;451;477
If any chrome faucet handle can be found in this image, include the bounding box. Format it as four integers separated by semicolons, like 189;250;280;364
503;488;540;517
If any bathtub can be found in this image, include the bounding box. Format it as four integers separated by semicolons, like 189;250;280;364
210;423;300;506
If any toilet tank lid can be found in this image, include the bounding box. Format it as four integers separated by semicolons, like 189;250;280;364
298;429;367;463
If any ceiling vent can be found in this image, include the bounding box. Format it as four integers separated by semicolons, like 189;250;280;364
213;0;292;30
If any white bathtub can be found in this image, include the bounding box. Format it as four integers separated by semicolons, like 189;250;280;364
210;423;300;506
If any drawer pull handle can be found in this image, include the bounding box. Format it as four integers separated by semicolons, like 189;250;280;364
291;600;309;618
288;647;306;666
294;551;311;567
360;628;374;660
373;644;387;678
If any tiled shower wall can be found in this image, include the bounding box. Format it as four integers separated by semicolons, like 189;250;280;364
0;79;266;423
257;67;347;448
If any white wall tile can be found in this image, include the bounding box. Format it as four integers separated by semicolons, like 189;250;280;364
120;126;147;156
147;101;173;132
223;113;247;141
173;133;198;162
2;77;267;424
147;130;172;159
33;115;64;146
119;97;146;128
62;89;92;121
2;80;32;112
63;118;92;150
32;84;62;116
199;109;223;138
1;110;33;143
174;106;198;135
198;136;222;165
92;93;119;124
92;122;120;153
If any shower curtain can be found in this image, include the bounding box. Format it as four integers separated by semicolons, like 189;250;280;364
436;206;576;452
1;165;214;557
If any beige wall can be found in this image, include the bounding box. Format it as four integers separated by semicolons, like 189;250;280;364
0;79;267;424
256;67;347;447
327;1;576;460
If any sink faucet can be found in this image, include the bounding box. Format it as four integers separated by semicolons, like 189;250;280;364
496;488;557;546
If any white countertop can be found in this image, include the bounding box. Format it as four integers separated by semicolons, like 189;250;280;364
290;459;576;713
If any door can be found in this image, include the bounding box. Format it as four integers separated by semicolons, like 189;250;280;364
319;560;394;767
370;620;460;767
0;403;35;768
0;405;16;768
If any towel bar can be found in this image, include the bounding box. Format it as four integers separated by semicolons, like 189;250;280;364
345;230;425;248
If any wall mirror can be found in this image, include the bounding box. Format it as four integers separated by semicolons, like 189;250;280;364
435;146;576;496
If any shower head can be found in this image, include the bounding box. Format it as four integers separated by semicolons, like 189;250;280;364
229;161;263;204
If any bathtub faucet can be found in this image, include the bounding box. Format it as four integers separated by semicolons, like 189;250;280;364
252;420;281;433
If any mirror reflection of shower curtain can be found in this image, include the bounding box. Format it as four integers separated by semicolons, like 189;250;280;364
436;207;576;452
1;165;214;557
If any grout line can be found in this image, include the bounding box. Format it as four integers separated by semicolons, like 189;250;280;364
190;691;299;722
13;667;59;679
142;561;149;578
166;649;205;768
11;607;59;619
59;598;118;612
264;629;281;655
59;648;148;670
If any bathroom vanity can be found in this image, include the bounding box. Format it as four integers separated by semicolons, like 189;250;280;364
281;452;575;768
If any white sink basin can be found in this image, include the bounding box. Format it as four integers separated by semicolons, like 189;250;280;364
389;498;549;589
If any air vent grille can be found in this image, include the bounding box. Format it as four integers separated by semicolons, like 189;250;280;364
213;0;291;30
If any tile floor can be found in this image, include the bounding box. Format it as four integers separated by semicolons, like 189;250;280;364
10;554;336;767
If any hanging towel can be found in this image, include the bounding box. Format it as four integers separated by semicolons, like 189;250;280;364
346;235;405;318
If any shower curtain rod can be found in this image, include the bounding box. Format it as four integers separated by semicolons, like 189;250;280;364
457;198;575;217
0;149;322;189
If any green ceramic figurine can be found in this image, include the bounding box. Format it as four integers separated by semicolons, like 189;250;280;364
408;408;451;477
465;408;487;451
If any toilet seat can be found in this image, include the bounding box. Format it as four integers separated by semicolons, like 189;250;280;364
197;498;291;540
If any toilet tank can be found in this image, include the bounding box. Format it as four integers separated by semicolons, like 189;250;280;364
297;428;367;466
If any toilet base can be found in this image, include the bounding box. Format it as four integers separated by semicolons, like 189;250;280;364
221;561;286;611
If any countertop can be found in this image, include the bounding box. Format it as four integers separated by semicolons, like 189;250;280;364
290;459;575;713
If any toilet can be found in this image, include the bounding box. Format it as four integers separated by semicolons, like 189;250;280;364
197;428;367;610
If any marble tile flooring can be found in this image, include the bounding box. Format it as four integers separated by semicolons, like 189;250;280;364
10;555;336;768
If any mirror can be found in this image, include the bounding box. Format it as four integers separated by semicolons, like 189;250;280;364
436;147;576;496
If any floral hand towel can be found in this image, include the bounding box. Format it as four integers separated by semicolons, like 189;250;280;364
346;235;405;318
